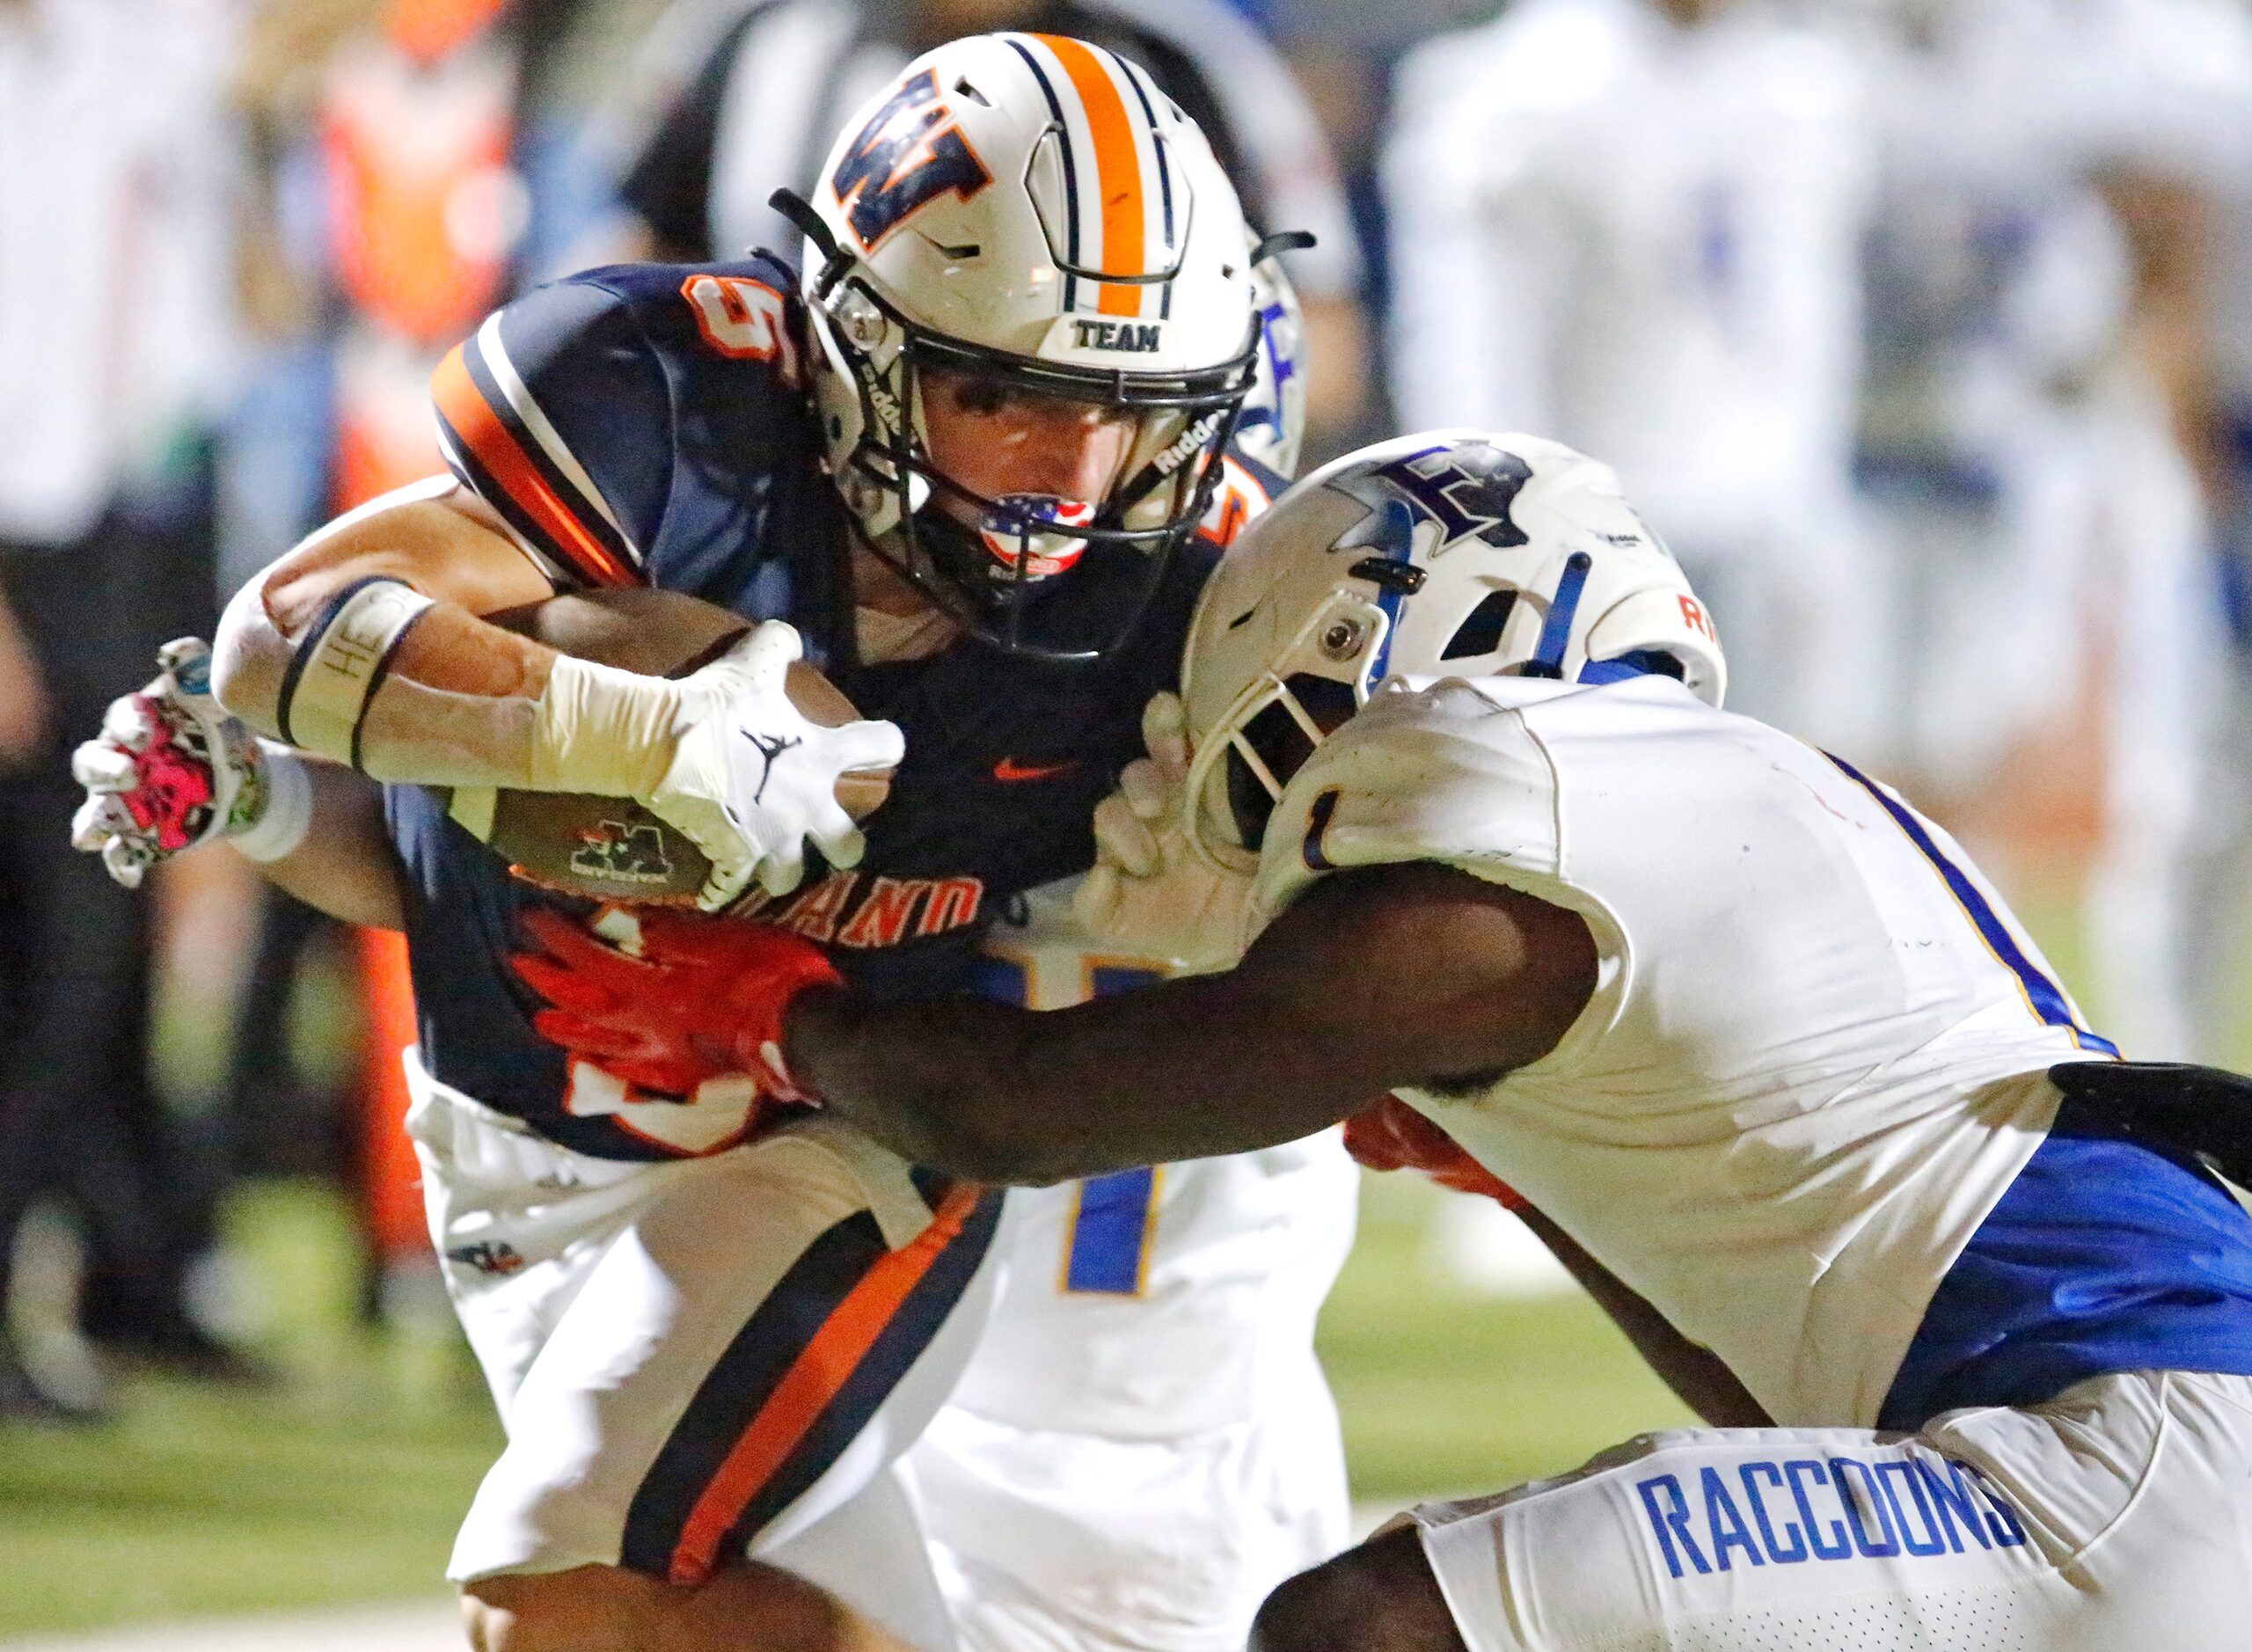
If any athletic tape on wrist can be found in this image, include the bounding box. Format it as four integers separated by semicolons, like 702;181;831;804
274;577;435;769
232;741;312;862
528;654;684;799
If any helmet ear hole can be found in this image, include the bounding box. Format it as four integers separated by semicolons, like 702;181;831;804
1442;589;1518;662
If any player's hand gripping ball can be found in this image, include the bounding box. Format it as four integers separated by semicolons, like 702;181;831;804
449;590;896;910
511;905;841;1100
646;620;903;908
1072;691;1255;973
70;639;270;888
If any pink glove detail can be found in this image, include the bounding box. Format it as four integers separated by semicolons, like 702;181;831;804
114;696;219;850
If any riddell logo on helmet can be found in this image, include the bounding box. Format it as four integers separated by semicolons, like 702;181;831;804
1154;411;1225;477
1071;319;1161;353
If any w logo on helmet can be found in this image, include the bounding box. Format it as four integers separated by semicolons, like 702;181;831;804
830;69;995;249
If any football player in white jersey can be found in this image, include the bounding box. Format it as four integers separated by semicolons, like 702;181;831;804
902;878;1357;1652
896;247;1359;1652
1383;0;1886;756
523;431;2252;1649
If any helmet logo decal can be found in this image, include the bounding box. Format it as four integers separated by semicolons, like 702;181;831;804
830;69;995;251
1334;442;1534;555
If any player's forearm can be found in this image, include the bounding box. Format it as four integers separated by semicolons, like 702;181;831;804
215;484;693;796
247;757;408;932
785;973;1369;1183
787;865;1577;1182
215;484;568;785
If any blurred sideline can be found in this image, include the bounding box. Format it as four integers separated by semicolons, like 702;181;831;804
0;1600;464;1652
0;1512;1415;1651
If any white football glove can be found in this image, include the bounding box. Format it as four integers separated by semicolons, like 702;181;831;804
1072;691;1254;974
641;622;905;910
70;639;289;888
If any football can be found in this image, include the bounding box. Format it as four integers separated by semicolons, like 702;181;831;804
434;588;891;905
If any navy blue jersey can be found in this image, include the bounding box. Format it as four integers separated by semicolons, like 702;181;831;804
394;257;1276;1159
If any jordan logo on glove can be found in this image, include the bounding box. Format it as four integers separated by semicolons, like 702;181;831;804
738;727;804;806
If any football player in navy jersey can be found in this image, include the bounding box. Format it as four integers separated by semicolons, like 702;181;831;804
74;35;1290;1652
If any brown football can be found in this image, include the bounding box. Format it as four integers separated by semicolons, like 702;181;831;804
431;588;891;905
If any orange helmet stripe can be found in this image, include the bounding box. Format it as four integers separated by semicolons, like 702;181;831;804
1035;34;1147;318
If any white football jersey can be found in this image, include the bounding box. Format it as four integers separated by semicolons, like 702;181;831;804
903;881;1357;1652
948;879;1359;1441
1254;675;2110;1429
1384;0;1873;558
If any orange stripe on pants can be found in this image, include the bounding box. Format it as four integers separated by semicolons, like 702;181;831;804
669;1184;984;1582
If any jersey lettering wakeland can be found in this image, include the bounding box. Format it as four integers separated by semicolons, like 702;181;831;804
1636;1453;2027;1581
829;69;995;250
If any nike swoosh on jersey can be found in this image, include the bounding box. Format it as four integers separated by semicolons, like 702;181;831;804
992;757;1078;783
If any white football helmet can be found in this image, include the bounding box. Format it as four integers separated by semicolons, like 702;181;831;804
1178;431;1728;868
1235;243;1307;480
787;33;1270;659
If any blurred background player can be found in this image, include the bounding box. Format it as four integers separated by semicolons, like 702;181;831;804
616;0;1369;461
1381;0;1885;755
901;874;1356;1652
1846;0;2252;1060
0;0;254;1420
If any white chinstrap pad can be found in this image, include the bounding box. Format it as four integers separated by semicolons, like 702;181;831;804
278;577;435;766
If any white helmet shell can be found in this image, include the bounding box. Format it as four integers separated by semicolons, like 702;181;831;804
1179;430;1727;867
801;33;1261;553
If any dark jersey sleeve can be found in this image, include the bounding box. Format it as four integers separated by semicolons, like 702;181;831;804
432;274;676;589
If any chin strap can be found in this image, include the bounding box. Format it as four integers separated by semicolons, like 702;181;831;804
1578;649;1688;687
770;187;854;298
1523;552;1593;680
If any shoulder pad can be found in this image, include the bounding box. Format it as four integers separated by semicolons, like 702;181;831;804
1254;678;1562;920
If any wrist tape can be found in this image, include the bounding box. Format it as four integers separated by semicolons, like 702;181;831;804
527;654;684;799
275;577;435;769
232;741;312;862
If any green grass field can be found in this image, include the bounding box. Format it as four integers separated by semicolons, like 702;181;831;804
0;1171;1689;1639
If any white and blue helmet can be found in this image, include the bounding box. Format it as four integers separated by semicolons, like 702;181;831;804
1179;430;1728;867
